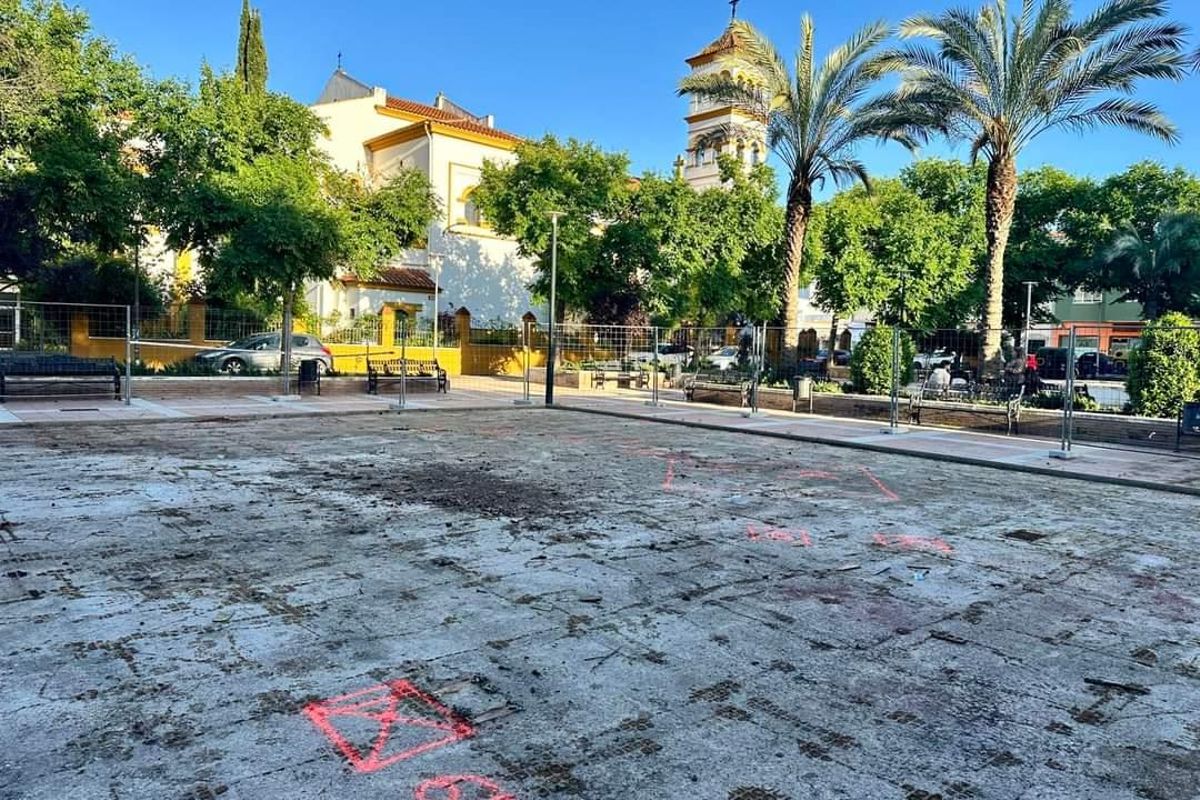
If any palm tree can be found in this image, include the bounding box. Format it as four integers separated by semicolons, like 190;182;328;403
883;0;1191;369
1096;211;1200;319
678;17;913;366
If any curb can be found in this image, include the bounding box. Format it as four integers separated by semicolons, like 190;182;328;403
0;402;545;432
552;403;1200;499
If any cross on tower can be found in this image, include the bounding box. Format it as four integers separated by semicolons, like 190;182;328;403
336;51;343;70
730;0;740;19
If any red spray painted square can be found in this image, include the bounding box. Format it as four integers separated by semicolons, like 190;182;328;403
303;680;475;773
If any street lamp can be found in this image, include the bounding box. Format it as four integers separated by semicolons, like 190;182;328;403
1022;281;1037;354
545;211;564;406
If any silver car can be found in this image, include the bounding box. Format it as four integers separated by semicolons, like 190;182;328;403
195;332;334;375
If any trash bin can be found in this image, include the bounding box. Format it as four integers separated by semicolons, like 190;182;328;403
793;375;813;414
1178;401;1200;451
298;358;321;396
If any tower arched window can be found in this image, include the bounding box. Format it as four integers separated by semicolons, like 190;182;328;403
751;145;762;165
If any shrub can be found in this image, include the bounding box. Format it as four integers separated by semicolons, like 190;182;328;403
811;380;847;394
850;326;915;395
1126;313;1200;418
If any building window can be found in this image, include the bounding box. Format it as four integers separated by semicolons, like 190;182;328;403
1073;289;1103;304
751;145;761;165
693;149;703;168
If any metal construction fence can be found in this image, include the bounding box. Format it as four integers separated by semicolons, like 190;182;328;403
4;298;1198;455
538;320;1200;457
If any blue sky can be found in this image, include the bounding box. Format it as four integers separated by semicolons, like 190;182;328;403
88;0;1200;197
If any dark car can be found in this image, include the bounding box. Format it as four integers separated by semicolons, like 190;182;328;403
1034;347;1076;380
797;348;850;375
1076;352;1127;379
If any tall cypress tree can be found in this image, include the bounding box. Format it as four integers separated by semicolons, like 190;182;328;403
235;0;267;94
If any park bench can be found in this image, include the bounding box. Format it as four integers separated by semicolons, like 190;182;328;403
1178;401;1200;452
589;361;649;391
909;374;1026;435
0;354;121;402
366;357;448;395
684;368;752;408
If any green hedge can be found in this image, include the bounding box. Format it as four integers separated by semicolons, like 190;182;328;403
1126;312;1200;418
850;326;915;395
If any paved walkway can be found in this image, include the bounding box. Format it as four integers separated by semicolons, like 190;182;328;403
555;392;1200;496
2;380;1198;495
0;385;530;424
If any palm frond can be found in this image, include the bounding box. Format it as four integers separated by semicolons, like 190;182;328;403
1056;97;1179;142
677;73;770;118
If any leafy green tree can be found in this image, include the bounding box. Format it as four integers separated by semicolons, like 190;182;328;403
678;17;913;362
235;0;267;94
884;0;1192;368
208;154;346;346
1126;312;1200;417
1095;212;1200;319
1098;162;1200;242
851;325;915;394
0;0;155;292
475;137;783;326
811;180;976;330
325;169;439;275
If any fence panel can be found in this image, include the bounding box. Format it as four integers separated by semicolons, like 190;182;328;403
0;300;131;402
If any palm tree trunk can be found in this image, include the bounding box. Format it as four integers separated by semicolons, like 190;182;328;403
782;180;813;371
983;154;1017;374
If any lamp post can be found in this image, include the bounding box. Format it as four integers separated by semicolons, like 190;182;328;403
545;211;564;406
1022;281;1037;354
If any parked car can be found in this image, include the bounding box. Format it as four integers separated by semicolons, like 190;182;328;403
1076;351;1127;379
629;342;694;366
1034;347;1076;380
703;345;742;371
195;332;334;375
912;349;957;371
797;348;850;374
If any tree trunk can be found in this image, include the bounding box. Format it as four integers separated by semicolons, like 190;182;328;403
280;286;294;396
982;154;1018;375
782;180;813;372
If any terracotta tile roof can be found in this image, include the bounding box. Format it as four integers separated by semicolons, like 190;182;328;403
687;23;747;65
384;96;521;143
342;267;436;292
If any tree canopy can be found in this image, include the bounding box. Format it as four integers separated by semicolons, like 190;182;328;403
474;136;783;327
810;178;977;330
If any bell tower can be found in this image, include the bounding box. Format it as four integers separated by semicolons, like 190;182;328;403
680;7;768;189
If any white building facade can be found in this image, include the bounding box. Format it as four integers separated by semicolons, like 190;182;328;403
305;70;537;326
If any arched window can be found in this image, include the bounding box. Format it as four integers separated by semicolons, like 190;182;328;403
458;186;484;227
736;141;746;163
693;148;703;168
751;145;762;165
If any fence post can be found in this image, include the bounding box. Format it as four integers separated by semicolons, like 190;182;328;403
883;326;905;434
647;326;661;407
514;318;533;406
124;305;132;405
401;319;408;408
1052;326;1077;459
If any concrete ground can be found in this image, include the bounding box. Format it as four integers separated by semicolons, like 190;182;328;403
1;408;1199;800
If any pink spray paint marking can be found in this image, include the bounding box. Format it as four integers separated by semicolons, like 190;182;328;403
302;680;474;774
860;466;900;501
872;532;953;555
414;775;516;800
747;524;812;547
662;457;676;491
